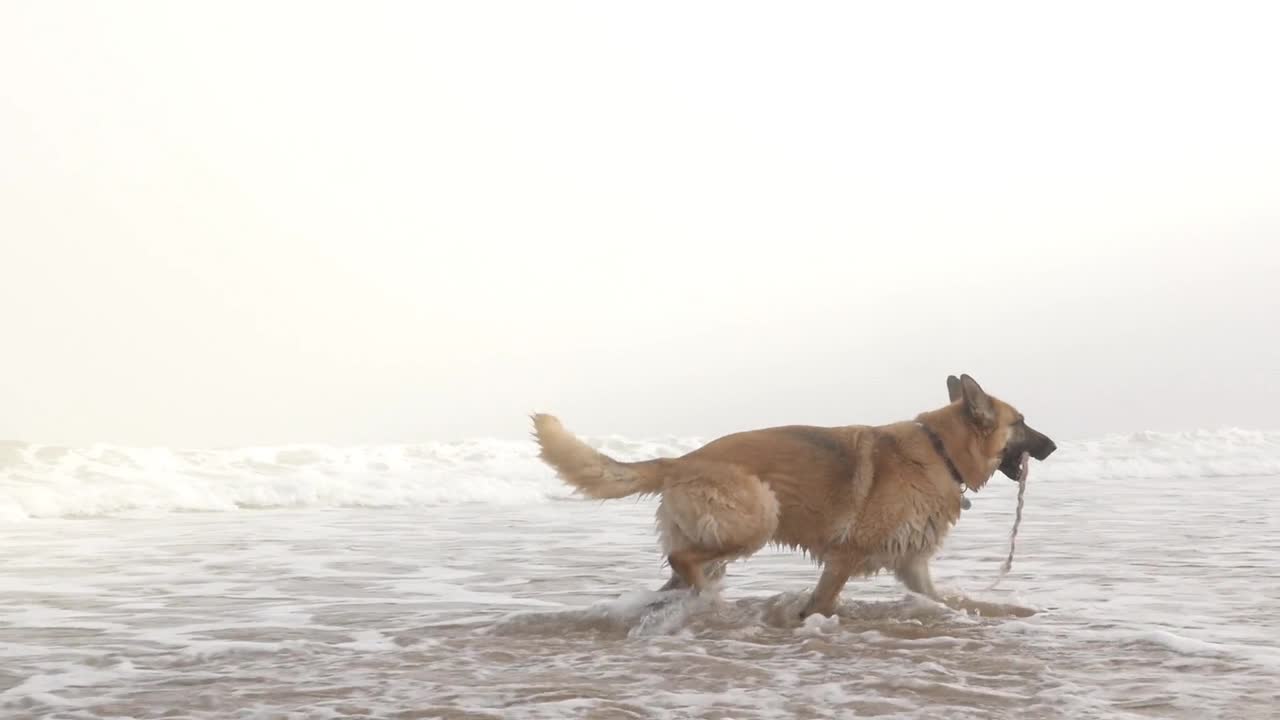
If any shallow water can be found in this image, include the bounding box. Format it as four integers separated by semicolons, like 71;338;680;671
2;466;1278;719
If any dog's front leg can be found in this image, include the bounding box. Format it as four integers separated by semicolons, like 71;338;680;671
895;555;939;600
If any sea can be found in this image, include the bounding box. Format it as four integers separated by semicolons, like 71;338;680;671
1;428;1278;719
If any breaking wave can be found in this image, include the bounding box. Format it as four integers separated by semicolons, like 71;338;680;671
1;428;1277;522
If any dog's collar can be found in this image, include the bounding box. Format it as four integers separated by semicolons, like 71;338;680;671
916;422;967;488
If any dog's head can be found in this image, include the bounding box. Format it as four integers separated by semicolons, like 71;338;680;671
945;373;1057;483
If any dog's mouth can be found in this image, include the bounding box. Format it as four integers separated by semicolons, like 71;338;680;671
998;452;1023;481
999;429;1057;480
999;451;1031;481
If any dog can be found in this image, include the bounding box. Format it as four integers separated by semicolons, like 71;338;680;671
530;374;1056;618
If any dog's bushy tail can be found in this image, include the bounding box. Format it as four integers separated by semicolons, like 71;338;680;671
530;413;665;499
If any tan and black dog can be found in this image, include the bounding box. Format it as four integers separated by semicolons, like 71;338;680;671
531;374;1056;617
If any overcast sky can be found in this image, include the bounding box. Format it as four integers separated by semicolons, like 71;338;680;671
2;1;1277;447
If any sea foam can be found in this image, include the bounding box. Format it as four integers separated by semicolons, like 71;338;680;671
1;428;1276;522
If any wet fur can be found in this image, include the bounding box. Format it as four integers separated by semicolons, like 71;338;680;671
531;374;1055;617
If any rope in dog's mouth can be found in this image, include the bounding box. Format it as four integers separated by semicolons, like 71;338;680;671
987;451;1030;589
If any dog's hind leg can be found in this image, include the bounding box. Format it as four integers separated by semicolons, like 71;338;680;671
658;559;727;591
895;555;939;600
657;462;779;594
666;548;724;592
657;572;685;591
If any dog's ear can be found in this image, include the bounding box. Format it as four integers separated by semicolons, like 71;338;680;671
946;375;963;403
958;374;995;428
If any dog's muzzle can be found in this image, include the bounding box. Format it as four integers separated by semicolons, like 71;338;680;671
999;424;1056;480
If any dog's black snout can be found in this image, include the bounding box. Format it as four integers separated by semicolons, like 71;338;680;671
1035;438;1057;461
